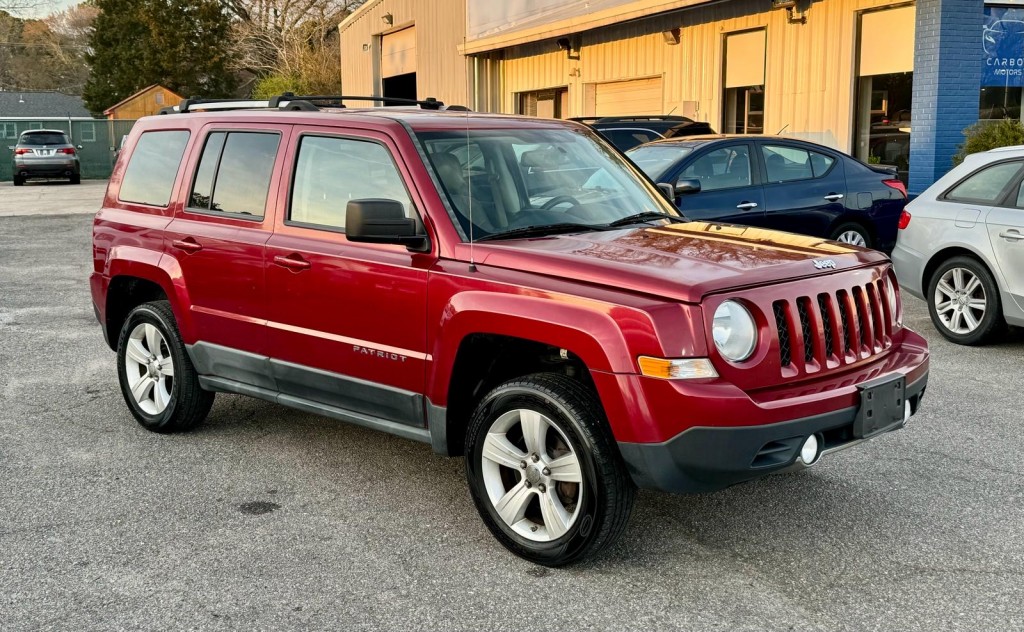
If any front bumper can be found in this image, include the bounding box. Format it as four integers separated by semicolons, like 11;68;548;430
618;371;928;494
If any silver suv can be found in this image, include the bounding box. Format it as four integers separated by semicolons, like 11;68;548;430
10;129;81;186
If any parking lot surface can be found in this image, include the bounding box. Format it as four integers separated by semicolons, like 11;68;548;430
0;180;107;217
1;209;1023;631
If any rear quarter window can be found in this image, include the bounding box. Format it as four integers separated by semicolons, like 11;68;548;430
119;130;190;207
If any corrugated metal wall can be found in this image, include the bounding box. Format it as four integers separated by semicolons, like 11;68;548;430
339;0;469;106
498;0;914;153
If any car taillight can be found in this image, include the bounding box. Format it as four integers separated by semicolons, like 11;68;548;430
59;147;76;155
14;148;30;155
898;209;912;230
883;178;908;199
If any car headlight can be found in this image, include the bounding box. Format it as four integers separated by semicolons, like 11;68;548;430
885;277;901;325
712;300;757;362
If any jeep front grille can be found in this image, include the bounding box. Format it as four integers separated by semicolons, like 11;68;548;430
771;277;894;375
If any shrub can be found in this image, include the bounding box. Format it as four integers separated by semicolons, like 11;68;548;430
954;118;1024;165
252;74;310;100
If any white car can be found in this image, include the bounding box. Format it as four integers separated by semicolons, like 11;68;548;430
892;146;1024;344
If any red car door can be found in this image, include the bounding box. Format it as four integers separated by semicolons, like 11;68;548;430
264;126;435;427
163;123;291;367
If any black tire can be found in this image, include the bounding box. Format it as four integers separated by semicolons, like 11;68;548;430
465;373;635;566
829;222;872;248
926;255;1005;345
116;300;214;432
70;173;81;185
13;175;23;186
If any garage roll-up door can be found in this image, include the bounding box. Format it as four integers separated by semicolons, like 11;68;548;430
594;78;663;116
725;29;766;88
381;27;416;78
859;7;915;76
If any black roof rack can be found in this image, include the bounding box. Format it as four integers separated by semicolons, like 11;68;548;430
160;93;447;114
569;115;692;124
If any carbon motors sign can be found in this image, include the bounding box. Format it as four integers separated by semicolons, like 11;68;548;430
984;6;1024;87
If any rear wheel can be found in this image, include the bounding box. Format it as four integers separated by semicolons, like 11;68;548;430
927;255;1004;345
70;173;80;185
116;300;214;432
13;175;23;186
830;222;872;248
465;373;635;566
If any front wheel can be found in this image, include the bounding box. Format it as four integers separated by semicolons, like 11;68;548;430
116;300;214;432
465;373;635;566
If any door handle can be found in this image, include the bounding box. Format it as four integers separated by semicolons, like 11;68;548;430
736;202;758;210
273;254;311;271
999;230;1024;241
171;238;202;253
824;193;845;202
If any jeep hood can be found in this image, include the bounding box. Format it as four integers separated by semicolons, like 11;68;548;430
473;222;889;303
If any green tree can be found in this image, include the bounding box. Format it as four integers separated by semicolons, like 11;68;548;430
84;0;236;113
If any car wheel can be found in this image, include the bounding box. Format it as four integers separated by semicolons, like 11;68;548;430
13;175;23;186
116;300;214;432
830;222;872;248
70;174;81;185
465;373;635;566
927;256;1005;345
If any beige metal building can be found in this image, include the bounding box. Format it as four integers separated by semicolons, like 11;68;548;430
340;0;917;172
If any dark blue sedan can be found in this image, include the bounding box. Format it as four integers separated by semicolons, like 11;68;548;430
627;136;908;252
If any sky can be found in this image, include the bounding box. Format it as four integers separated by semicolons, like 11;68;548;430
11;0;79;19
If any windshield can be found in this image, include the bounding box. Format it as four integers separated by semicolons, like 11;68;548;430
417;127;679;240
627;145;696;181
20;132;69;146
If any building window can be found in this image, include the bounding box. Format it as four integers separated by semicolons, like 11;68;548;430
980;6;1024;121
80;122;96;142
28;122;43;130
723;29;766;134
1;122;16;138
518;88;568;119
155;92;164;105
854;6;915;184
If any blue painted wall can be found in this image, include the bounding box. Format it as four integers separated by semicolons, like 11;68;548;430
909;0;985;195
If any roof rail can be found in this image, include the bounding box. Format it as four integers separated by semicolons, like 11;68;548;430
159;93;447;114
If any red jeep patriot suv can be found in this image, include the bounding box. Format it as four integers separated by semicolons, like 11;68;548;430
91;96;929;566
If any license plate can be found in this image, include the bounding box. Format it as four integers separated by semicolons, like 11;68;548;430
36;149;54;156
853;374;907;439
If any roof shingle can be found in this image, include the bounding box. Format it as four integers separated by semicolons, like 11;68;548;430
0;91;93;118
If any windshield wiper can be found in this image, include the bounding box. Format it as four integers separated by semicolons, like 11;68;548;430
605;211;688;228
475;223;598;242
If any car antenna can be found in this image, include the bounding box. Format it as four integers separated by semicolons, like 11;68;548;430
466;104;477;272
776;123;789;135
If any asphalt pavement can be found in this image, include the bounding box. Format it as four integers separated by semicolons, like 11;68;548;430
1;204;1022;631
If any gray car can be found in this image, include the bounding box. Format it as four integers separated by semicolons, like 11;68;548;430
10;129;81;186
892;145;1024;344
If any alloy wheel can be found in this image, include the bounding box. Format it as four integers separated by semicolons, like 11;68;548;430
124;322;175;415
836;230;867;247
480;408;583;542
934;267;987;335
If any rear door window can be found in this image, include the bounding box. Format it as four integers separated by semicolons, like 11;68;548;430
187;131;280;219
119;130;190;207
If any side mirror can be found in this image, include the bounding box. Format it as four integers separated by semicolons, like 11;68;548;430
346;199;428;250
675;178;701;195
6;146;13;151
77;145;83;150
656;182;676;202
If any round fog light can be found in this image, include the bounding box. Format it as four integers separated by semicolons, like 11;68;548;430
799;435;820;465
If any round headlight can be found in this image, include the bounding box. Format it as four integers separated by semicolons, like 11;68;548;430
885;278;901;324
712;300;757;362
